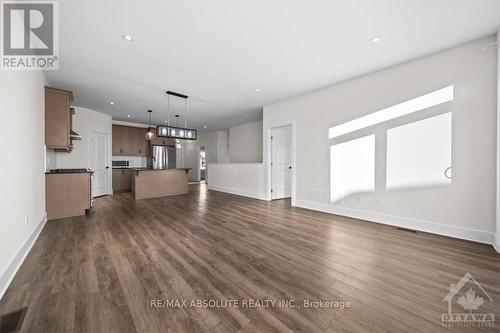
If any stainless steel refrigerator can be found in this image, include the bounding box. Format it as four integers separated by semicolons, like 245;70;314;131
150;145;176;169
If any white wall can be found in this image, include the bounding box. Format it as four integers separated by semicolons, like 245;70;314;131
201;131;220;164
182;130;222;181
182;122;263;181
0;70;47;298
264;36;498;245
45;150;57;171
217;130;229;145
112;155;147;168
229;120;263;163
55;107;113;194
207;163;267;200
217;130;230;163
182;140;198;180
496;30;500;252
56;107;112;168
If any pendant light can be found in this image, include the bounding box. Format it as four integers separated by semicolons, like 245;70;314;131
156;91;197;140
145;110;154;141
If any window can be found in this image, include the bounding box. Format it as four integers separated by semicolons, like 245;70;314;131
328;85;454;139
329;86;454;202
330;135;375;202
386;112;452;190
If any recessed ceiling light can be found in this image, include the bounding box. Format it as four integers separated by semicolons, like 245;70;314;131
165;120;168;123
109;101;115;105
122;34;134;41
127;115;131;118
203;125;207;128
255;88;261;92
372;36;381;43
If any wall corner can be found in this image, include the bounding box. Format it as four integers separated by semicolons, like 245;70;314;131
494;234;500;253
496;30;500;254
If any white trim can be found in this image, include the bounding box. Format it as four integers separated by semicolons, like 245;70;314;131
210;162;264;166
91;130;112;196
196;146;202;182
265;121;297;202
293;199;495;246
494;234;500;253
265;127;272;201
207;185;268;201
496;30;500;254
0;213;48;300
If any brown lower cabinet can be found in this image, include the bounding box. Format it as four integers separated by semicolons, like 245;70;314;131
46;173;92;220
113;169;131;192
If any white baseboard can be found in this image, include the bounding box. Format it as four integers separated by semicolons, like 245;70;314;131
0;213;48;300
207;185;269;201
293;199;496;249
494;234;500;253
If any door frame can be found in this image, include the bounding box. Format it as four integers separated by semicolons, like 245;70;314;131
266;121;296;202
90;130;112;197
197;146;206;182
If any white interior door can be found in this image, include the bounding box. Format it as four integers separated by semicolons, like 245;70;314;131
271;125;292;199
91;132;109;197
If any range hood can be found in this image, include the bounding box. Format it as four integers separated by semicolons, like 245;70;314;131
70;130;82;141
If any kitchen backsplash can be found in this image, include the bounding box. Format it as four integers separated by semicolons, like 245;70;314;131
45;148;57;171
112;155;147;167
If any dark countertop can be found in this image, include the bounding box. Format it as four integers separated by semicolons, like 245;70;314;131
129;168;191;172
45;170;94;174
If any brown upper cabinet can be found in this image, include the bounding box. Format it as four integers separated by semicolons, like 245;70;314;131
112;125;148;156
45;87;73;151
131;127;148;156
112;125;131;155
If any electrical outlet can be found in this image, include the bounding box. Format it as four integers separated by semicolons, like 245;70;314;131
24;214;29;225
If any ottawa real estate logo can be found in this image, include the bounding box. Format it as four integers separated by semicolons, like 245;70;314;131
442;272;495;328
1;1;58;70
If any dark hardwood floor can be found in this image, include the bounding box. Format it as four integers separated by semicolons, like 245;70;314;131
1;183;499;332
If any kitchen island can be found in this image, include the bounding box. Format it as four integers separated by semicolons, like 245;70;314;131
130;168;191;200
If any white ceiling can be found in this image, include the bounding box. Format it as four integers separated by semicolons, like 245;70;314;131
46;0;500;132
